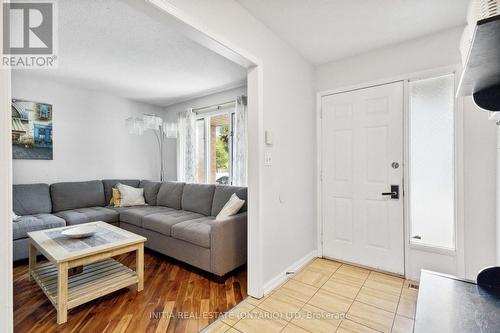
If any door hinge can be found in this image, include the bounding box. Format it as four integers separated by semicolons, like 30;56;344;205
320;170;323;182
319;108;323;119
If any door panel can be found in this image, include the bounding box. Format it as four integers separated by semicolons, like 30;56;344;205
333;198;353;242
321;82;404;275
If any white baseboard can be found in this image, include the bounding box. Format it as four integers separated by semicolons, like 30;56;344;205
263;249;319;295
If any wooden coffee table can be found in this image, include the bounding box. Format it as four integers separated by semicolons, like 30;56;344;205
27;221;147;324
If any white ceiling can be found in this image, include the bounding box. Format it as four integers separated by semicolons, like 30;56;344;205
20;0;247;107
236;0;469;65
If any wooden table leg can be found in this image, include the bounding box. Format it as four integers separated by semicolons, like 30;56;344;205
136;243;144;292
57;262;68;324
28;240;36;281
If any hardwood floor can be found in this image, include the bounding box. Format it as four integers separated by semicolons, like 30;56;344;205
13;249;247;333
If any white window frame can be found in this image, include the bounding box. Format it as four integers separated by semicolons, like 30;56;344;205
404;70;464;256
406;73;459;252
195;109;235;185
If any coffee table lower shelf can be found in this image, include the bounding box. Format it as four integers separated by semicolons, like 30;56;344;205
31;258;138;310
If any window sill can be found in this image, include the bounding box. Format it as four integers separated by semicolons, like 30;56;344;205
409;242;456;256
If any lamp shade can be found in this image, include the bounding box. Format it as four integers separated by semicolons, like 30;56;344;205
126;117;144;135
164;122;178;138
143;114;162;130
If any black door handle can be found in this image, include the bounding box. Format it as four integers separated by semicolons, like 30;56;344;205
381;185;399;199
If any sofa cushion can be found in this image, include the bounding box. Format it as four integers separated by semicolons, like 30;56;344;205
51;180;105;213
171;216;214;248
181;184;215;216
105;206;133;213
139;180;161;205
13;214;65;240
142;210;203;236
119;206;173;227
102;179;140;204
157;182;185;209
13;183;52;215
211;185;248;216
55;207;119;225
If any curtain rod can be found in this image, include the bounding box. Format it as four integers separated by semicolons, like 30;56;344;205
192;95;247;114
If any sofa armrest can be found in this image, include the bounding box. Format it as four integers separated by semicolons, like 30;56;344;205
209;212;247;276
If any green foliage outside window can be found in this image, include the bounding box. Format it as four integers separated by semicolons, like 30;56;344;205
216;125;229;169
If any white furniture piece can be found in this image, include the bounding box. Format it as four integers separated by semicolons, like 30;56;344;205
27;221;146;324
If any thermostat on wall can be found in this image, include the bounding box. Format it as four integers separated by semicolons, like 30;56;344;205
265;130;273;146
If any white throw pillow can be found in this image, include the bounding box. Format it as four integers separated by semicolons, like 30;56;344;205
117;183;146;207
216;193;245;221
12;211;20;221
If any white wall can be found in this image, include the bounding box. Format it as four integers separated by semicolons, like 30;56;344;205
316;26;497;280
162;85;247;181
11;73;163;184
0;2;13;329
316;27;464;90
160;0;317;287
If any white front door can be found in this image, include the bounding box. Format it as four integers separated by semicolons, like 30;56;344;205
321;82;404;275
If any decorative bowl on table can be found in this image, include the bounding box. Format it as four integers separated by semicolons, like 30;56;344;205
61;225;97;238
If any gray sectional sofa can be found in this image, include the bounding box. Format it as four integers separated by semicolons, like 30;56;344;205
13;179;247;277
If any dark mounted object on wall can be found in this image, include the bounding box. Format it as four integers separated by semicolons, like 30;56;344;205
457;15;500;112
473;85;500;112
477;266;500;294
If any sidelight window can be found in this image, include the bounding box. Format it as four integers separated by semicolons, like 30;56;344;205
408;74;456;250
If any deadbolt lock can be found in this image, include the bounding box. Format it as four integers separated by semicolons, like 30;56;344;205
392;162;400;169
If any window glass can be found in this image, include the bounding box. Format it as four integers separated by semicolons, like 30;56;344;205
210;113;230;184
409;74;455;249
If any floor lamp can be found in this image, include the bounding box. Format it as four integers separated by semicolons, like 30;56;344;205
126;114;177;182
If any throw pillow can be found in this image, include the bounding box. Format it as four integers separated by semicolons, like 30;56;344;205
117;183;146;207
110;188;122;207
216;193;245;221
12;211;20;221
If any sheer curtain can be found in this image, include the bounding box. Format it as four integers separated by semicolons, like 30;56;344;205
232;96;248;186
177;109;196;182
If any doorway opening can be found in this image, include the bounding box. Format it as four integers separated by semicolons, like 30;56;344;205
2;0;263;331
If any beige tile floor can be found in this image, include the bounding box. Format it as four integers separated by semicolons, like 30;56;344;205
205;258;418;333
